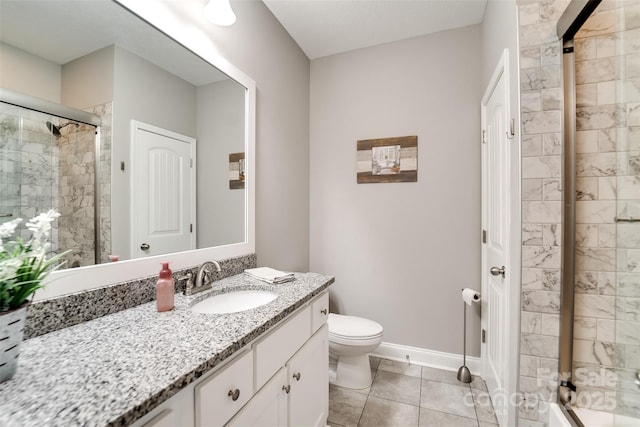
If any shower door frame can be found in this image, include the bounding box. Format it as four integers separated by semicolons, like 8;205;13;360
0;88;103;265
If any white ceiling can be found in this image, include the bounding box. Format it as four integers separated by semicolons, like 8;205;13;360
262;0;488;60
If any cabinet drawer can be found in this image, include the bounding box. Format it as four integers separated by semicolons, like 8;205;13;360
254;305;311;390
196;349;253;427
311;291;329;333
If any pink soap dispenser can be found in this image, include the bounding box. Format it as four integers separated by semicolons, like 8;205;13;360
156;262;174;312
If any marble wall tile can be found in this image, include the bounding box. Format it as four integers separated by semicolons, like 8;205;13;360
577;177;599;200
523;179;543;200
522;134;543;156
574;317;598;340
521;67;561;91
541;314;560;336
576;105;626;131
522;245;561;268
628;53;640;79
623;250;640;273
596;34;617;59
522;290;561;313
618;296;640;320
597;318;616;342
575;37;597;61
522;91;542;112
573;339;618;366
576;224;599;247
598;224;616;247
598;176;616;199
623;79;640;104
519;2;540;26
598;272;616;295
616;223;640;248
577;83;598;107
522;311;542;333
521;333;560;359
575;57;618;84
543;179;562;203
628;102;640;127
522;156;561;178
521;355;540;377
519;22;559;48
542;133;562;155
576;129;599;153
574;294;616;319
576;247;617;272
524;224;544;245
598;128;617;152
542;224;561;246
541;42;561;67
575;8;616;39
597;80;617;106
575;200;616;223
617;273;640;297
521;46;542;69
542;269;561;291
522;111;562;134
523;201;562;223
615;320;640;345
523;267;543;290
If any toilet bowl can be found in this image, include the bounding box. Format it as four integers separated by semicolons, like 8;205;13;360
327;313;383;389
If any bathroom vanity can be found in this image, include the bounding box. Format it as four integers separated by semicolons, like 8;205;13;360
0;272;333;426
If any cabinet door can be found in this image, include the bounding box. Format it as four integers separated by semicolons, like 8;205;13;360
311;291;329;333
288;325;328;427
226;367;287;427
196;349;254;426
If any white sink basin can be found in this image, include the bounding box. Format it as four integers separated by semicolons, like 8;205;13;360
191;290;278;314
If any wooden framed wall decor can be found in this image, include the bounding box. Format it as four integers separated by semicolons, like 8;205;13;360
356;135;417;183
229;152;245;189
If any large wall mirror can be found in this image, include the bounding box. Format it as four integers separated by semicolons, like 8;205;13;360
0;0;256;300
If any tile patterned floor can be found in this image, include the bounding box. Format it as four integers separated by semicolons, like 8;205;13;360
328;358;499;427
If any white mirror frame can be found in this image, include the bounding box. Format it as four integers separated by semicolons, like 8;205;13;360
35;0;256;301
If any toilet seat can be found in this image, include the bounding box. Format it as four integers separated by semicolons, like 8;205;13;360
328;313;383;342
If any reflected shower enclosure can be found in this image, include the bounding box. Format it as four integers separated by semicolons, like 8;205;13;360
0;101;110;268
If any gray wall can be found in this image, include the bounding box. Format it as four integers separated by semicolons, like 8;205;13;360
61;45;114;109
196;79;246;247
0;42;61;102
111;46;197;259
309;25;483;355
161;0;312;271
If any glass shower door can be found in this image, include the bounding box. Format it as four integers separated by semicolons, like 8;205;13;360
614;0;640;423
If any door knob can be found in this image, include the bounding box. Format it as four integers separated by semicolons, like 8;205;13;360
490;266;505;278
140;243;150;250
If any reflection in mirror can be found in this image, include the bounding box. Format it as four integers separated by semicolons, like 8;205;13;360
0;0;248;270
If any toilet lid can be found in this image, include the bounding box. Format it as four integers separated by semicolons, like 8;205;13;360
328;313;383;339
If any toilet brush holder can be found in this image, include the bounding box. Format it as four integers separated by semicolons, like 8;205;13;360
457;296;472;383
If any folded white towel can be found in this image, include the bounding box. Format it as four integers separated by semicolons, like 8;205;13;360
244;267;295;284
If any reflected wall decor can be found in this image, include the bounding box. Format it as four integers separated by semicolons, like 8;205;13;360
229;152;245;189
356;135;417;183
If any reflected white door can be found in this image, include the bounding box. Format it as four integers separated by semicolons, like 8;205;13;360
131;121;195;258
481;49;514;426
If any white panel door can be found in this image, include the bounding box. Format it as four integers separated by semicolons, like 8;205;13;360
132;121;195;259
481;50;513;426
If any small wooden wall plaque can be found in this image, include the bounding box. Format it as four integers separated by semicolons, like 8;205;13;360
356;135;417;184
229;152;245;189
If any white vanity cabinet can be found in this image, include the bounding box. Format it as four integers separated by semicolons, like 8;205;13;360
228;325;328;427
134;290;329;427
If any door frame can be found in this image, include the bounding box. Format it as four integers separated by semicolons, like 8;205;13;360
480;48;521;427
130;120;197;258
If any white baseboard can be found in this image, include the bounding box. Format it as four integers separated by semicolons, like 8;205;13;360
371;341;482;376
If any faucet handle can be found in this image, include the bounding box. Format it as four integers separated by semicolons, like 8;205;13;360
178;272;193;289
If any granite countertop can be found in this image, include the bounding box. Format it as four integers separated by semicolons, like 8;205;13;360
0;272;334;427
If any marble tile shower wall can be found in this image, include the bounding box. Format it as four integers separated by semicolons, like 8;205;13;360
518;1;568;426
572;1;640;418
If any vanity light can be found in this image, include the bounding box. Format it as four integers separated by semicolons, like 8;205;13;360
204;0;236;26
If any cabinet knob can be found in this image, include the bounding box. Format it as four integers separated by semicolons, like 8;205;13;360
140;243;150;251
293;372;301;381
228;389;240;401
320;309;327;315
282;385;291;394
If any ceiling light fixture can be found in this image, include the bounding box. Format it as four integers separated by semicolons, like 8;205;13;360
205;0;236;26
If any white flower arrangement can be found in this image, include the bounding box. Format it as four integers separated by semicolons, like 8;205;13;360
0;209;68;312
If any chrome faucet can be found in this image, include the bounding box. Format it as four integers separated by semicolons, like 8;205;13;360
184;260;221;296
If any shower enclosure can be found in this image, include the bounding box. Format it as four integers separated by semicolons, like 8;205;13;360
0;90;107;268
559;0;640;425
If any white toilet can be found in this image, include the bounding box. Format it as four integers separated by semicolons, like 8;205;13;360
327;313;384;389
